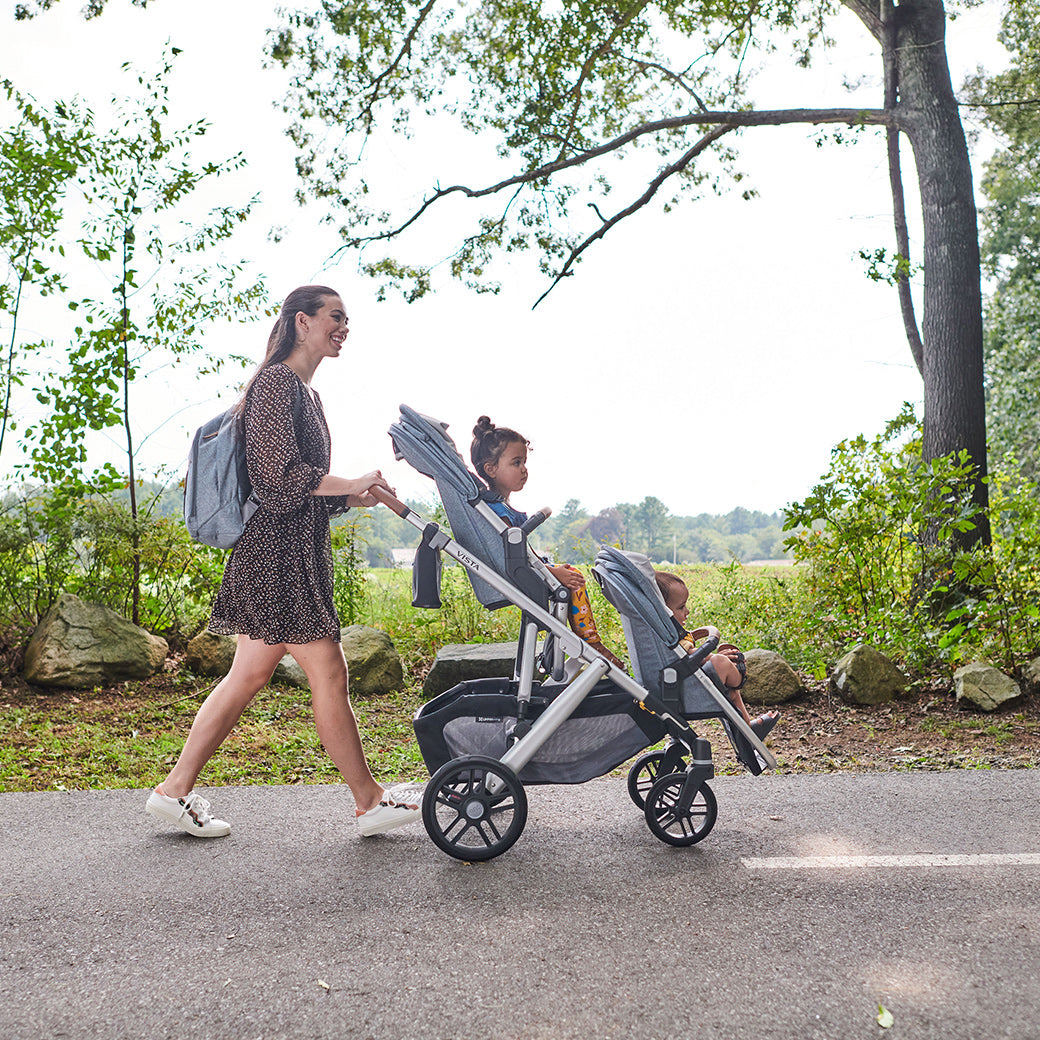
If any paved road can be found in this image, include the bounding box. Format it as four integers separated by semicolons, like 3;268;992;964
2;770;1039;1040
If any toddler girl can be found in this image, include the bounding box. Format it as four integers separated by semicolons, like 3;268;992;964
470;416;624;668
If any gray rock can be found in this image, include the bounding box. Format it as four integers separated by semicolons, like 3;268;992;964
954;662;1021;712
184;625;402;696
1021;656;1040;688
184;630;236;677
424;642;519;698
830;643;908;705
23;593;168;689
273;655;308;688
340;624;403;696
741;648;805;705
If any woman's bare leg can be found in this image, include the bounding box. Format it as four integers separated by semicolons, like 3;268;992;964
286;638;384;813
161;636;285;798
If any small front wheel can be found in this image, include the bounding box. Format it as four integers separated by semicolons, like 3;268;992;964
643;773;718;847
422;755;528;862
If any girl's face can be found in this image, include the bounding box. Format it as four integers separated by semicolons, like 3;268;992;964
667;587;690;626
484;439;528;498
299;295;349;357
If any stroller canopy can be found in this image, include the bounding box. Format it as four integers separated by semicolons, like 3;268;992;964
593;546;679;650
389;404;511;608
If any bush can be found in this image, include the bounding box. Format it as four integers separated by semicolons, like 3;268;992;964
0;487;223;641
782;406;1040;674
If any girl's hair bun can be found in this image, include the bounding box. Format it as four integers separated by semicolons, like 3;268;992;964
473;415;496;438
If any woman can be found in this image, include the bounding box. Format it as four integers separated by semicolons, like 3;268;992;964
146;285;422;838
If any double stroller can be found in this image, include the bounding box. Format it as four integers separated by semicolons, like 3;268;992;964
376;405;776;861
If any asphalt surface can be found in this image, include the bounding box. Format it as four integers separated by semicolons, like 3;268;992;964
2;770;1039;1040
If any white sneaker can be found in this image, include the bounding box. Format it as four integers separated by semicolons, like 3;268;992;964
356;782;424;837
146;788;231;838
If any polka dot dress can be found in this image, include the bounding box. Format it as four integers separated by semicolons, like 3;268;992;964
210;362;348;645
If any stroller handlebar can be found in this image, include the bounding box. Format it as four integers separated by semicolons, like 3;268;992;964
370;485;411;518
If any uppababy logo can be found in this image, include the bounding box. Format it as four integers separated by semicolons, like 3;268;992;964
476;716;503;724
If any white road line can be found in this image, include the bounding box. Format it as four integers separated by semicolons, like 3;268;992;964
741;853;1040;870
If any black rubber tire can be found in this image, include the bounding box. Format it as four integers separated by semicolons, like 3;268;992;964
422;755;528;862
643;773;718;847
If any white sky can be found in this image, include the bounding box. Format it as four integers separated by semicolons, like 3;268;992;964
0;0;1007;517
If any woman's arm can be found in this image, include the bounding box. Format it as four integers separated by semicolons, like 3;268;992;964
312;470;394;507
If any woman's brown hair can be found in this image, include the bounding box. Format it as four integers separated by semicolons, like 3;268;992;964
233;285;339;417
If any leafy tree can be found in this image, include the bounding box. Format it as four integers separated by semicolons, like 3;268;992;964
266;0;998;542
0;82;89;461
964;1;1040;478
634;495;672;558
17;50;267;621
585;507;626;547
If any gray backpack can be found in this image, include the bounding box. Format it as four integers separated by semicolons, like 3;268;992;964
184;385;303;550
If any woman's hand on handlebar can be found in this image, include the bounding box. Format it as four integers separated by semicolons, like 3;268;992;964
350;470;396;507
313;469;395;506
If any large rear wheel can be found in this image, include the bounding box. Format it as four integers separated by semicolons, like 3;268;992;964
422;755;528;862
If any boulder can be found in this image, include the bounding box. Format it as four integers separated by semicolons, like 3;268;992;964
23;593;168;689
273;655;308;688
339;625;403;696
184;630;236;677
741;649;805;705
1021;656;1040;689
954;663;1021;712
424;642;519;698
184;625;403;696
830;643;908;705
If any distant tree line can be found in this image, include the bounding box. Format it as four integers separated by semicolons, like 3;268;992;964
347;493;787;568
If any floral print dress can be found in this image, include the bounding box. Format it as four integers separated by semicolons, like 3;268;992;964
210;362;347;645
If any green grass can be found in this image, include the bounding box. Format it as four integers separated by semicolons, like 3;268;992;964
0;676;428;793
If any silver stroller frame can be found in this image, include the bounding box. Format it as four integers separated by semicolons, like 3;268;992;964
378;405;776;861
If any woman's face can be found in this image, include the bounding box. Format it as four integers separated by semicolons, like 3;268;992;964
484;439;528;497
299;295;349;357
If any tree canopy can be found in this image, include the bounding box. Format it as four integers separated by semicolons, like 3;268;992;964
266;0;1004;545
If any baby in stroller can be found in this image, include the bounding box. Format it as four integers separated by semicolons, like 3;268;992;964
653;570;780;740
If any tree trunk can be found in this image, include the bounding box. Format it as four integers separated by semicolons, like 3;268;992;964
880;0;990;544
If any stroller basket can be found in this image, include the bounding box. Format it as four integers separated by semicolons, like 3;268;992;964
414;677;668;785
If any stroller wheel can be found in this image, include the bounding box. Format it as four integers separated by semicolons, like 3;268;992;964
643;773;718;847
422;755;528;862
627;749;684;810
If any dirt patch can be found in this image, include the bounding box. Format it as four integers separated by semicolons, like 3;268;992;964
712;680;1040;774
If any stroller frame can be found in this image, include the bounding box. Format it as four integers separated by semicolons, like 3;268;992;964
379;405;776;860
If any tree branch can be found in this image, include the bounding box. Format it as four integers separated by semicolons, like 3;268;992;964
960;98;1040;109
882;0;923;375
841;0;884;42
621;55;709;109
335;105;896;251
359;0;440;130
532;124;737;308
556;0;652;161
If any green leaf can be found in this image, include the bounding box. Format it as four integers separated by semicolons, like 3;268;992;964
877;1005;894;1029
